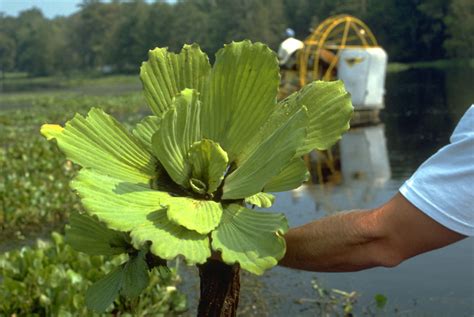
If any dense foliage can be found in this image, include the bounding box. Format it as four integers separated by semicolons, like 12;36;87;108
0;90;147;236
0;232;186;316
0;0;472;76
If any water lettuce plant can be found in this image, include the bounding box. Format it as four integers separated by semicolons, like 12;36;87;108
41;40;352;314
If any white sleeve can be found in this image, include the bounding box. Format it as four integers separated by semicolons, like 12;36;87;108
399;105;474;236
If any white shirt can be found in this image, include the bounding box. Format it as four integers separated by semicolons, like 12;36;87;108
399;105;474;236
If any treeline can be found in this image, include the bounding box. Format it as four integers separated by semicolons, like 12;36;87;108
0;0;472;76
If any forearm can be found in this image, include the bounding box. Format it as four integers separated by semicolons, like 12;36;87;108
280;193;466;272
279;209;390;272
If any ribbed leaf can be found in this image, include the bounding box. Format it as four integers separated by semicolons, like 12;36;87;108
165;197;223;234
131;209;211;264
140;44;211;116
211;204;289;275
201;40;280;160
65;212;130;256
121;250;149;299
72;169;210;264
151;89;201;188
85;251;150;311
133;115;162;151
71;169;169;232
231;102;308;194
282;80;353;155
41;108;156;183
245;192;275;208
240;97;302;158
222;107;308;199
187;139;229;194
264;158;309;192
85;266;123;313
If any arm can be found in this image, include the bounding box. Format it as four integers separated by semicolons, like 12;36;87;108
280;193;466;272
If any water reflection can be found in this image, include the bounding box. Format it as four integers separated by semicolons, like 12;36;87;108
340;124;391;186
383;67;473;178
338;124;392;208
293;124;392;213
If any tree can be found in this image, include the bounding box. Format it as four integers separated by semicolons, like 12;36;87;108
50;16;81;75
0;15;17;76
15;9;57;76
416;0;450;60
0;33;16;77
167;1;212;53
109;0;150;72
71;0;121;70
363;0;423;62
145;1;175;50
444;0;474;58
1;0;468;75
283;0;318;38
228;0;287;50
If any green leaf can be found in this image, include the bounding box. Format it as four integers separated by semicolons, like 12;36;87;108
264;158;309;192
121;250;149;299
245;192;275;208
237;82;351;182
131;209;211;265
65;212;130;256
151;89;201;188
189;177;207;195
41;108;156;183
71;169;169;232
211;204;289;275
374;294;388;309
140;44;211;116
222;107;308;199
282;80;353;155
187;139;229;194
72;169;209;265
243;97;305;155
165;197;223;234
132;115;162;151
201;40;280;161
85;251;150;311
85;266;123;313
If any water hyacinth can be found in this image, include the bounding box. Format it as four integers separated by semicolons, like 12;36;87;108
41;40;352;310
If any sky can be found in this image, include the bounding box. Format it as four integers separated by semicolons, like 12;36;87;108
0;0;169;18
1;0;83;18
